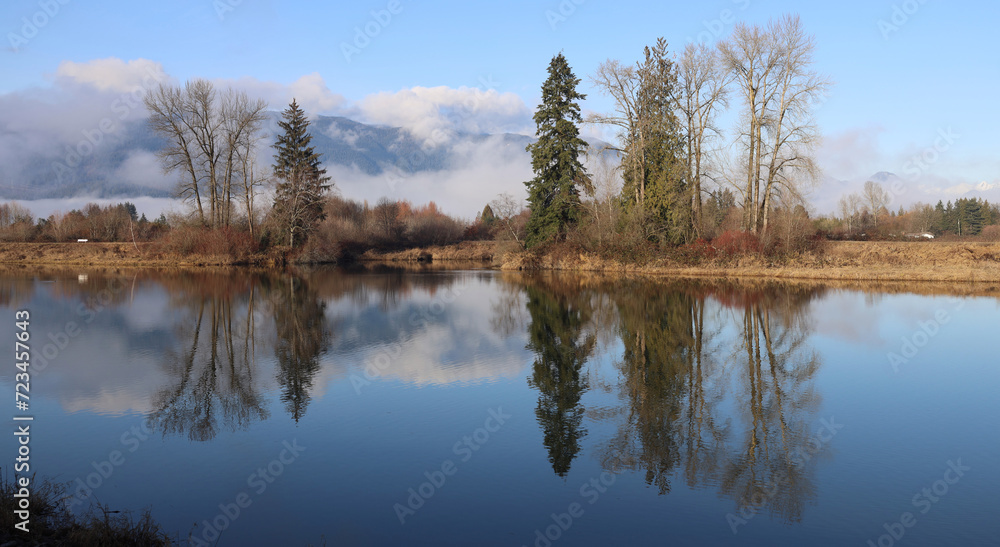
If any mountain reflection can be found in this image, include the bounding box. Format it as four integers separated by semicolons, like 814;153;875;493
505;274;827;523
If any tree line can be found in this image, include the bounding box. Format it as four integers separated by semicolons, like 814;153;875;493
520;14;829;252
827;180;1000;239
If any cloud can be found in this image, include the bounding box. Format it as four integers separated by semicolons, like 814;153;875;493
217;72;346;114
55;58;170;93
358;86;532;145
112;150;179;192
816;125;885;180
328;134;534;216
0;56;539;215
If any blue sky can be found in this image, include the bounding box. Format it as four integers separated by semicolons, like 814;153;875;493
3;0;998;214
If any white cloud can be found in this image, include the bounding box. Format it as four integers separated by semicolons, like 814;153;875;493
358;86;532;145
219;72;346;114
328;134;534;217
55;58;170;93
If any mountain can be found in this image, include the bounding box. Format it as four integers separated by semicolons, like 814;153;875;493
0;113;604;203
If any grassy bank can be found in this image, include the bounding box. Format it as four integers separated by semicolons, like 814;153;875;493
367;240;1000;283
503;240;1000;283
0;242;288;267
5;240;1000;283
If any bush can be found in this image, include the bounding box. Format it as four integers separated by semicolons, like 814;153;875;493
155;226;257;262
714;230;761;256
981;225;1000;241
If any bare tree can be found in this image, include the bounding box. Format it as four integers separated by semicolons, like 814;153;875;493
588;59;646;205
490;193;527;250
862;181;890;229
372;197;400;241
221;90;268;235
145;84;205;223
676;43;731;236
837;192;863;234
145;80;268;229
580;150;621;244
719;15;830;233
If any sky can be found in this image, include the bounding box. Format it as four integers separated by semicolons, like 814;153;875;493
2;0;999;216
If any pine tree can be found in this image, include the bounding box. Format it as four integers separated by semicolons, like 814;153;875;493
524;53;590;248
271;99;332;247
481;204;496;226
626;38;688;243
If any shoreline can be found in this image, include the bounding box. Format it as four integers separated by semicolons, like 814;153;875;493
3;241;1000;285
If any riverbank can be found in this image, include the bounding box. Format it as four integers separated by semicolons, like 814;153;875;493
0;242;284;267
365;240;1000;283
4;240;1000;284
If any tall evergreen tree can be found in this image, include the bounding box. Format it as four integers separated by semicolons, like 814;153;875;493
625;38;689;243
271;99;332;246
524;53;590;248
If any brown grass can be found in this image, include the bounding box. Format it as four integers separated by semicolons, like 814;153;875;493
7;240;1000;285
0;242;287;268
359;241;495;263
498;240;1000;283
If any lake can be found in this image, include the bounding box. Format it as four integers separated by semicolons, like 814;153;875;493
1;266;997;546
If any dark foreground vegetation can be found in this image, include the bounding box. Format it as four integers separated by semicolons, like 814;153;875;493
0;473;174;546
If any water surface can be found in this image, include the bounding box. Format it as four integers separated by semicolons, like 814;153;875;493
1;267;997;546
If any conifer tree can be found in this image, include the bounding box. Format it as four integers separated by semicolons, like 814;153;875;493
271;99;332;246
524;53;590;248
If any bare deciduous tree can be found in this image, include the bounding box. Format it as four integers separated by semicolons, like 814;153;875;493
862;180;890;228
719;14;830;233
588;59;646;205
676;43;730;236
490;193;527;250
837;192;862;234
145;80;268;229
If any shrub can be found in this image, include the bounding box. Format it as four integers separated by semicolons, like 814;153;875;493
981;225;1000;241
155;226;257;262
714;230;761;256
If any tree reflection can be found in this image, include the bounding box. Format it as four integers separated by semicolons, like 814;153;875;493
147;273;269;441
524;277;595;477
265;274;330;422
717;285;822;524
506;275;827;523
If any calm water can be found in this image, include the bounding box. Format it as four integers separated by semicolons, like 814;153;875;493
0;267;997;546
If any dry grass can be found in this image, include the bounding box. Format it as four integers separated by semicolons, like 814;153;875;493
7;240;1000;285
0;472;175;546
359;241;495;263
499;240;1000;283
0;242;286;268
